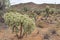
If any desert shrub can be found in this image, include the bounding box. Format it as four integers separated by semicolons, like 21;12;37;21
49;9;54;15
4;12;35;39
22;7;29;12
28;13;37;20
45;6;50;17
45;6;50;13
35;15;44;28
34;10;41;15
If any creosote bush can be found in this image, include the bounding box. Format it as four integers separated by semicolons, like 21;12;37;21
4;12;35;39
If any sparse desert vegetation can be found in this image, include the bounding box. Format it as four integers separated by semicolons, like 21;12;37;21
0;0;60;40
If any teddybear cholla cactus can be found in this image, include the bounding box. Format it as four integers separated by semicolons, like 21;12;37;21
4;12;35;38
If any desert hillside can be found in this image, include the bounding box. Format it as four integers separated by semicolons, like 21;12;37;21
11;2;60;9
0;1;60;40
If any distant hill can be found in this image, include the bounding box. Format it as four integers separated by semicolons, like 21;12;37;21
11;2;60;10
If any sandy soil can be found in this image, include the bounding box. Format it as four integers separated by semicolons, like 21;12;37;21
0;22;60;40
